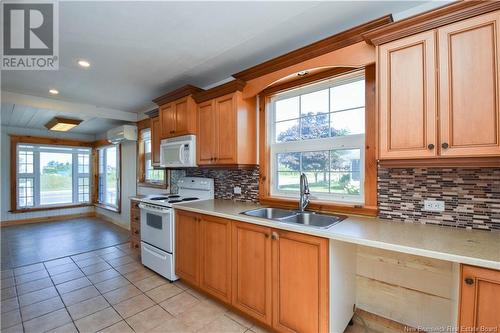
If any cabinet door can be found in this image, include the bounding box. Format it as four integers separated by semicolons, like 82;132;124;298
151;116;161;165
159;103;176;138
199;215;231;303
197;100;216;165
215;94;237;164
174;98;188;136
459;265;500;331
272;230;329;333
175;211;200;286
232;222;272;325
438;12;500;157
378;31;437;159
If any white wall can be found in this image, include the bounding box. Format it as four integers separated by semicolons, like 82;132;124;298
95;140;137;229
0;125;95;222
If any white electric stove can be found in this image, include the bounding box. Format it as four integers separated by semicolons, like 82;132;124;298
138;177;214;281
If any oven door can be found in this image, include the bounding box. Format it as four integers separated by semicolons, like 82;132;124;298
139;203;172;253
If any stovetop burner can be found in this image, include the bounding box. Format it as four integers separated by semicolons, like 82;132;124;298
167;195;180;198
168;200;182;203
150;196;169;200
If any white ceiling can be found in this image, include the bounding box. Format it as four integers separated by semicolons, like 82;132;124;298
1;102;131;135
1;1;434;113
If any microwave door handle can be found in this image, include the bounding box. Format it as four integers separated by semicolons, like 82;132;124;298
179;145;185;164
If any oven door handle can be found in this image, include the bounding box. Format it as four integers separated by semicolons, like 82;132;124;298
138;203;171;214
143;245;167;260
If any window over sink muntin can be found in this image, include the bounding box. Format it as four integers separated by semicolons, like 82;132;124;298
268;70;365;204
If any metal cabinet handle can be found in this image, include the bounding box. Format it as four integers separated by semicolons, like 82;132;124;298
464;277;474;285
427;144;435;150
271;232;279;240
442;142;449;149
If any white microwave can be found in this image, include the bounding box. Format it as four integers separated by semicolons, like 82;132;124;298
160;135;196;168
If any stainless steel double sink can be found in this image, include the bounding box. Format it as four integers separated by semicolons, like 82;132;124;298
240;207;346;229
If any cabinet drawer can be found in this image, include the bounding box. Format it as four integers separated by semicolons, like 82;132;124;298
131;223;140;237
131;200;140;210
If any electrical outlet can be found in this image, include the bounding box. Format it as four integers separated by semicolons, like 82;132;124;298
234;186;242;195
423;200;445;212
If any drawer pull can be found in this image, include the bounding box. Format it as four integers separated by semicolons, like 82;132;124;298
441;142;449;149
464;277;474;285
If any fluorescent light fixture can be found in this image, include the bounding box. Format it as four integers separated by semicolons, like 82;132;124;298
49;89;59;95
77;59;90;68
45;117;82;132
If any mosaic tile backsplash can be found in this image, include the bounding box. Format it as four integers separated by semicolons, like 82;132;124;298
378;167;500;230
171;167;259;202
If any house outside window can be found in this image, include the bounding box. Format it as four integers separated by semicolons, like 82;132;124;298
141;129;165;184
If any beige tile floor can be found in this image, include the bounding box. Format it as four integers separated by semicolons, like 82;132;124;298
1;243;371;333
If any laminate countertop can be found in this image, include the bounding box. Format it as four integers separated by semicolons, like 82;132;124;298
173;199;500;270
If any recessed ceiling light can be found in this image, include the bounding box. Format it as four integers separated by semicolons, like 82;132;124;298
45;117;82;132
297;70;309;77
49;89;59;95
77;59;90;68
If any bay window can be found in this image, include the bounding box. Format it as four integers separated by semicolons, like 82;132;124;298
16;144;92;209
268;70;365;204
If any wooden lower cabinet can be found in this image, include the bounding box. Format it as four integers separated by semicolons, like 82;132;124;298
272;230;329;333
199;215;232;303
459;265;500;331
175;211;200;286
130;200;141;251
232;222;272;326
175;210;329;333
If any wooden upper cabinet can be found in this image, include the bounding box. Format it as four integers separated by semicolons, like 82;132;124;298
197;100;216;165
459;265;500;331
199;215;232;303
438;11;500;157
378;30;437;159
232;222;272;325
150;116;161;165
196;91;256;166
215;94;237;164
175;211;200;286
159;103;175;139
272;230;329;333
159;96;197;139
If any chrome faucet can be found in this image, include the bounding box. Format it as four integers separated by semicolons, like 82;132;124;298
299;173;310;212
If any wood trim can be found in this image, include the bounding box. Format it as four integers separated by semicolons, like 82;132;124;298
10;203;93;214
260;67;359;96
1;212;95;227
193;79;246;103
378;157;500;168
92;139;111;147
258;66;378;216
363;1;500;45
136;118;150;132
364;64;377;209
153;84;203;106
9;134;94;147
94;203;120;213
144;108;159;118
233;15;392;81
260;197;377;217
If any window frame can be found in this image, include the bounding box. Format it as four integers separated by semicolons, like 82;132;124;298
137;126;167;189
258;66;377;216
96;143;121;213
9;136;94;213
268;71;366;204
